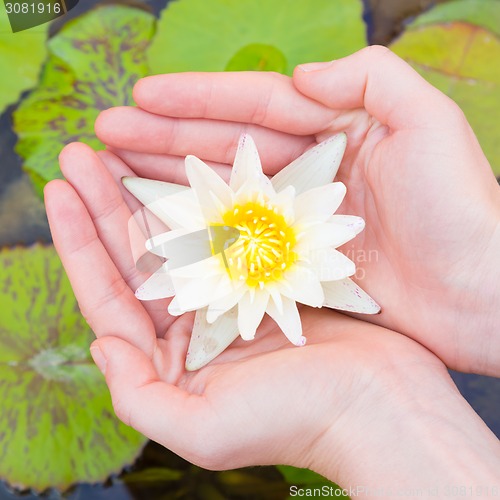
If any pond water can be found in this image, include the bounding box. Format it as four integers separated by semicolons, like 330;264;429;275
0;0;498;498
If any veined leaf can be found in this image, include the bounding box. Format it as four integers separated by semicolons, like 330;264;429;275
13;5;156;197
0;245;147;491
411;0;500;35
148;0;366;75
0;5;49;115
391;0;500;174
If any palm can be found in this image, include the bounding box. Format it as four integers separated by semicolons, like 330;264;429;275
44;49;500;478
335;119;495;366
39;162;447;466
44;140;449;462
44;146;444;459
91;67;498;371
173;305;447;466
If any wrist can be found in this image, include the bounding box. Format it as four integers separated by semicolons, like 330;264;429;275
452;215;500;376
301;343;500;493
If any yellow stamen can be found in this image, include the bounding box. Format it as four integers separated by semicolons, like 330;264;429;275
219;201;297;287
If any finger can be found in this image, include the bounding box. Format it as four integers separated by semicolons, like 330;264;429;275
95;150;144;211
97;151;211;345
133;71;335;136
45;179;156;356
59;144;176;337
95;107;314;173
59;143;144;288
293;46;460;130
105;148;231;185
91;336;211;460
156;312;195;383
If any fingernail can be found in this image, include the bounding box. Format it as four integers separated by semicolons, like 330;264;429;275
298;61;335;72
90;345;107;375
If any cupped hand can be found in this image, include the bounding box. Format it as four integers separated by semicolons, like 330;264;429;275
45;143;500;490
93;46;500;376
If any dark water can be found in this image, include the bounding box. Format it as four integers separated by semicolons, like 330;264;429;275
450;371;500;438
0;0;498;498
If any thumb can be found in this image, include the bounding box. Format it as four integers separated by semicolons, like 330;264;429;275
90;337;207;454
293;45;458;130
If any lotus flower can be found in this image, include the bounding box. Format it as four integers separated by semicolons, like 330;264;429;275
123;133;380;370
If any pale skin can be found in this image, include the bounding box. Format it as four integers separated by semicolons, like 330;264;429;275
45;47;500;492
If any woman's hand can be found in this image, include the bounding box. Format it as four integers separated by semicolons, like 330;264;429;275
93;46;500;376
44;145;500;492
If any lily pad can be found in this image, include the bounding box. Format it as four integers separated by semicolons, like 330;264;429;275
6;0;79;33
225;43;288;73
148;0;366;75
13;4;156;197
0;5;49;115
411;0;500;34
391;0;500;174
277;465;348;498
0;245;147;491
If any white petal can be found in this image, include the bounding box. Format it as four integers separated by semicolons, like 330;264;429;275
169;255;222;279
123;177;203;229
329;215;365;236
135;263;175;300
206;286;246;323
166;295;182;316
268;185;295;223
278;265;324;307
127;209;167;274
294;182;346;226
147;226;240;271
271;133;347;194
322;277;381;314
295;222;357;253
267;284;284;315
151;190;205;230
230;134;275;197
266;296;305;346
308;248;356;281
154;189;205;230
186;306;239;371
122;176;188;201
185;155;233;221
169;272;234;314
237;290;270;340
146;228;212;268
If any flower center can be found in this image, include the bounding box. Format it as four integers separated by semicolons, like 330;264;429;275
221;201;296;288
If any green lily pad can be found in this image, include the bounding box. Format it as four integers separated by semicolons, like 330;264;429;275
13;4;156;197
0;245;147;491
225;43;288;73
277;465;349;498
122;467;183;485
391;0;500;174
411;0;500;34
0;5;49;115
148;0;366;75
